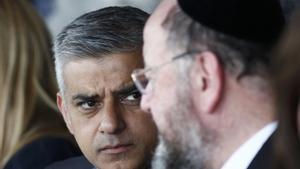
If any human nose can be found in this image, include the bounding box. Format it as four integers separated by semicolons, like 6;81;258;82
98;97;125;134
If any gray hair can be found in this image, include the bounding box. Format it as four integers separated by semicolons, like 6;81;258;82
163;6;271;79
53;6;149;92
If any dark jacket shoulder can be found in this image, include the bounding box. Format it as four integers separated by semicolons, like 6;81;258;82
247;132;276;169
4;137;81;169
45;156;93;169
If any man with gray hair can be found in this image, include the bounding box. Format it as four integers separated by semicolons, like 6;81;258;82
131;0;285;169
48;6;158;169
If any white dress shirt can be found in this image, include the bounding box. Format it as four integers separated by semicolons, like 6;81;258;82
220;122;277;169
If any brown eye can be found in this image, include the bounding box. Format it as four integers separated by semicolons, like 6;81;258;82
124;91;141;101
76;99;101;113
120;90;141;106
81;100;96;109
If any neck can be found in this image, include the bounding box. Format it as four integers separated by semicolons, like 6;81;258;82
208;77;276;169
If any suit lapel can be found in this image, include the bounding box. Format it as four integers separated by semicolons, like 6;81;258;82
247;131;276;169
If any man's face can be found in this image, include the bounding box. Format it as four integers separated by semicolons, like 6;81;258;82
57;52;158;169
142;22;209;168
141;11;179;141
140;1;210;168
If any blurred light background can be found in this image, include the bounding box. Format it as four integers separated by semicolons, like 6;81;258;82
31;0;300;37
32;0;161;37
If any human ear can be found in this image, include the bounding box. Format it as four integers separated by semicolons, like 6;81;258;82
190;51;224;114
57;93;74;134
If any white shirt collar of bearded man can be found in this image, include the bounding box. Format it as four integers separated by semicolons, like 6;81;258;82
220;121;277;169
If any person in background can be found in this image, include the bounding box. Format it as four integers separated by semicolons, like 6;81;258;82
272;9;300;169
48;6;158;169
0;0;81;168
131;0;285;168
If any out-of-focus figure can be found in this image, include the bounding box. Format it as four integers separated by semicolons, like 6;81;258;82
133;0;284;169
0;0;80;168
272;9;300;169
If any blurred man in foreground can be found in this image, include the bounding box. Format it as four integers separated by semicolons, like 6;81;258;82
131;0;285;168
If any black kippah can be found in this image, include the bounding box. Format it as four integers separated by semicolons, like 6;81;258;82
177;0;285;44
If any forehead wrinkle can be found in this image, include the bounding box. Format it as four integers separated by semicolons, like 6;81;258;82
64;52;141;99
63;60;105;99
112;81;136;95
92;68;136;97
100;79;135;97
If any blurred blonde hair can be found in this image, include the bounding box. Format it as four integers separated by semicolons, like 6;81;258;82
0;0;69;167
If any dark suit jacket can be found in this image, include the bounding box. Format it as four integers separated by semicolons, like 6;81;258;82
247;132;276;169
4;137;81;169
45;156;94;169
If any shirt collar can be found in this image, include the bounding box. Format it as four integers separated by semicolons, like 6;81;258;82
221;122;277;169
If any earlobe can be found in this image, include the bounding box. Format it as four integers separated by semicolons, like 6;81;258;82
57;93;74;134
191;51;224;114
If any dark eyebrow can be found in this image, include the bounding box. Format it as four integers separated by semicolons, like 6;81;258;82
113;83;138;96
72;94;99;101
